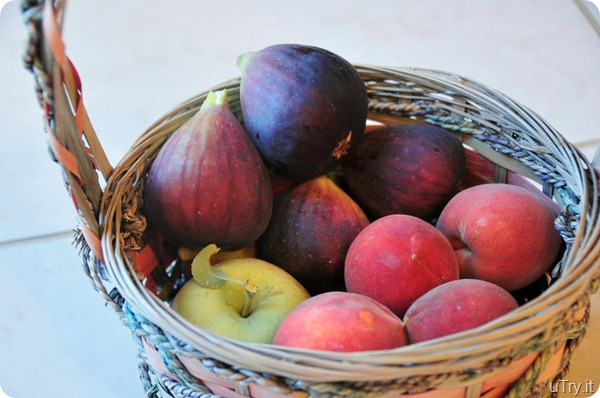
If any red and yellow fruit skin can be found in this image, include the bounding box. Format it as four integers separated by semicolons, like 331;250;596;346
273;291;408;352
144;91;273;251
238;43;368;182
404;279;519;344
435;183;562;292
345;214;460;317
258;176;369;295
342;124;466;221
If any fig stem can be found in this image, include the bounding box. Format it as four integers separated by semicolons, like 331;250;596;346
240;279;258;318
236;51;255;72
201;90;228;111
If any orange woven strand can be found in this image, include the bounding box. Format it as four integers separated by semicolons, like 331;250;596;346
77;212;105;263
45;112;82;181
42;0;112;179
68;186;105;263
68;57;113;180
133;243;162;279
41;0;111;264
42;0;65;70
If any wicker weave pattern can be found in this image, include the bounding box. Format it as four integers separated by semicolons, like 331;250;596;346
21;0;600;397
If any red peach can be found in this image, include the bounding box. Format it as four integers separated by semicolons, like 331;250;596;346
404;279;519;343
344;214;459;317
435;183;561;291
273;291;407;352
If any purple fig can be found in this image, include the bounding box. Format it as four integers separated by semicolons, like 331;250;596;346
144;90;272;250
342;124;466;221
237;43;368;182
258;175;370;294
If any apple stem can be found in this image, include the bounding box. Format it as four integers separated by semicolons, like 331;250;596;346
240;279;258;318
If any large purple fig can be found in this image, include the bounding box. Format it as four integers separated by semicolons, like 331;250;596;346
258;175;370;295
144;90;272;250
237;44;368;182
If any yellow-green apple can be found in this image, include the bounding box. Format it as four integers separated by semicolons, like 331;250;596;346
404;279;519;343
171;244;310;343
435;183;562;291
344;214;459;317
342;124;466;221
273;291;407;351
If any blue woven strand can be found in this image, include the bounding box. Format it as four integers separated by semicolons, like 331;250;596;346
123;303;211;394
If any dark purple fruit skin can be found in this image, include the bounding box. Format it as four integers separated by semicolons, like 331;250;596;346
144;95;273;251
342;124;466;222
238;44;368;182
258;176;369;295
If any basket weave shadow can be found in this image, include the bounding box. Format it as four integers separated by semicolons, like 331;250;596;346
22;1;600;397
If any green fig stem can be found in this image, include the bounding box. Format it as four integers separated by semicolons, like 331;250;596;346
240;279;258;318
236;51;255;72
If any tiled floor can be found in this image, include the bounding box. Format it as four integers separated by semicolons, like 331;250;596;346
1;1;599;397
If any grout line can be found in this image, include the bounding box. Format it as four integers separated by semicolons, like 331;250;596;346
0;230;75;248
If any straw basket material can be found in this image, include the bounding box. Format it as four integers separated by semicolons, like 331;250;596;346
22;1;600;397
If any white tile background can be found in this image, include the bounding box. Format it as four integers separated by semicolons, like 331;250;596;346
1;1;599;397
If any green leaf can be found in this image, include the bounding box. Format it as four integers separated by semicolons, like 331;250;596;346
191;244;228;288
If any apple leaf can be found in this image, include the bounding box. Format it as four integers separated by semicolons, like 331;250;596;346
191;244;228;288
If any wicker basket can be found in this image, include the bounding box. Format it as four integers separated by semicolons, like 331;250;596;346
22;1;600;397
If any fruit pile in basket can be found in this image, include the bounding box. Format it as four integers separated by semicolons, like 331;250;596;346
142;43;563;351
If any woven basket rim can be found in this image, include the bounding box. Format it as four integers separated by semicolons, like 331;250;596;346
99;65;600;384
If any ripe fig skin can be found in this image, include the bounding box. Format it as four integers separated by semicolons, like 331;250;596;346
342;124;466;221
143;90;273;251
258;176;370;295
238;44;368;182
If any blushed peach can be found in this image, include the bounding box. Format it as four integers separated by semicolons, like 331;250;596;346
435;183;561;291
404;279;519;343
345;214;459;317
273;291;407;352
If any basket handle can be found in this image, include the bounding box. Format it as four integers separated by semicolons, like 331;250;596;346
22;0;112;263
